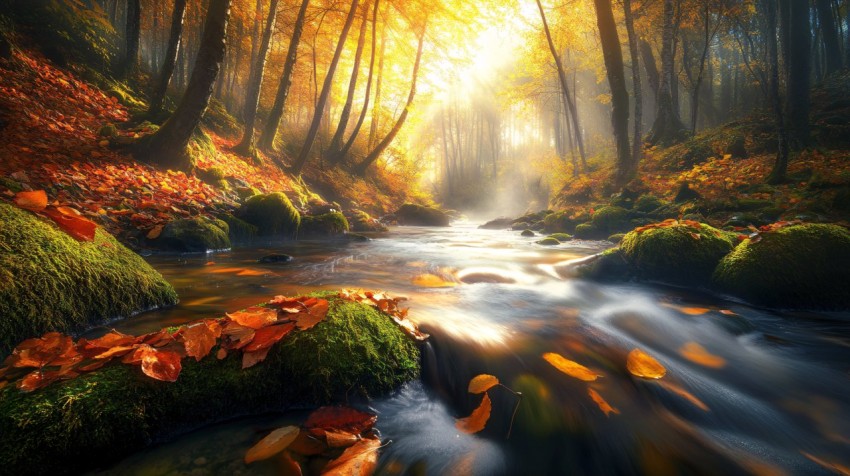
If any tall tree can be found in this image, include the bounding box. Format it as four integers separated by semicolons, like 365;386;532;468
148;0;188;117
647;0;687;145
784;0;811;146
815;0;842;76
258;0;311;152
623;0;643;168
354;24;426;176
133;0;232;171
764;0;789;184
593;0;632;187
234;0;281;156
291;0;361;175
534;0;587;169
368;19;387;149
121;0;141;77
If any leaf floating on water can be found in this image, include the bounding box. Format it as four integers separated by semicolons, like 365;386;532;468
304;406;378;437
719;309;738;316
322;437;381;475
244;425;300;464
679;342;726;369
655;380;709;411
14;190;47;211
801;452;850;476
412;273;457;288
626;348;666;379
588;388;620;416
542;352;602;381
679;307;711;316
456;393;492;434
468;374;499;394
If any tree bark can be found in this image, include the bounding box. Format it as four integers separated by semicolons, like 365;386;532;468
257;0;311;152
234;0;281;156
133;0;232;172
815;0;842;76
640;39;660;100
647;0;687;145
368;19;387;150
354;26;426;176
121;0;141;77
291;0;361;175
764;0;789;184
785;0;811;146
593;0;632;187
149;0;188;117
623;0;643;169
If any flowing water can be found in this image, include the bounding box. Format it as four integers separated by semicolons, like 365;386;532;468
91;223;850;475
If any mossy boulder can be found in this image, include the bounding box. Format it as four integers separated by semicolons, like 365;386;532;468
591;206;631;233
97;123;117;138
217;213;258;242
543;211;586;234
634;194;665;213
712;224;850;309
521;229;535;237
299;212;350;237
0;203;177;356
511;221;530;231
151;217;230;252
235;186;261;201
619;222;735;285
394;203;450;227
536;237;561;246
607;233;626;244
574;223;603;239
241;192;301;238
0;294;420;475
547;233;572;242
576;248;630;281
347;210;388;232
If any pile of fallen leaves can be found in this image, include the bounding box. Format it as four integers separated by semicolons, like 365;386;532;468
0;290;426;392
632;218;704;236
244;406;383;474
13;190;97;241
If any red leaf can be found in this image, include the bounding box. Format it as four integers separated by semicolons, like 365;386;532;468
241;347;271;369
244;322;295;352
181;320;221;361
227;307;279;329
138;345;182;382
304;406;378;436
14;190;47;211
42;208;97;241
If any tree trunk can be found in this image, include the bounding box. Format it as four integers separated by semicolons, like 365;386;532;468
133;0;232;172
785;0;811;146
368;20;387;150
354;26;425;176
764;0;789;184
534;0;587;166
327;1;371;162
334;0;380;164
647;0;687;145
121;0;141;77
291;0;360;175
149;0;188;117
234;0;281;156
623;0;643;169
257;0;311;152
815;0;842;76
593;0;632;187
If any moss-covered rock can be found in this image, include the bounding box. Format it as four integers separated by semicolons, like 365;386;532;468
299;212;350;237
0;294;420;475
0;203;177;356
235;186;261;201
521;229;535;237
151;217;231;252
543;211;586;234
619;222;734;285
712;224;850;309
97;124;117;138
347;210;388;232
394;203;450;227
536;237;561;246
591;206;631;233
607;233;626;244
217;213;258;242
576;248;630;281
547;233;572;242
241;192;301;238
634;194;665;213
574;223;603;239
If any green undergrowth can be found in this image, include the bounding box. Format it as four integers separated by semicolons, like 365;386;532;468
0;203;177;356
0;294;420;475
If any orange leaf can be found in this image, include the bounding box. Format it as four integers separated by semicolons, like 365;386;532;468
242;347;271;369
468;374;499;394
305;406;378;436
626;348;666;379
244;425;300;464
588;388;620;417
244;322;295;352
14;190;47;211
42;208;97;241
655;380;709;411
678;307;711;316
542;352;602;381
293;298;329;330
18;369;63;392
221;322;256;349
326;430;362;448
146;224;164;240
227;307;279;329
456;393;492;434
181;321;221;361
138;346;182;382
679;342;726;369
412;273;457;288
322;437;381;475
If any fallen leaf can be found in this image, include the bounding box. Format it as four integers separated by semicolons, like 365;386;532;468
42;208;97;241
542;352;602;381
244;425;300;464
626;348;666;379
294;298;329;330
138;346;182;382
679;342;726;369
655;380;709;411
325;430;362;448
227;307;279;329
221;322;256;349
14;190;47;211
456;393;492;434
588;388;620;416
244;323;295;352
181;321;221;361
468;374;499;394
305;406;378;436
679;307;711;316
242;347;271;369
322;437;380;475
146;225;164;240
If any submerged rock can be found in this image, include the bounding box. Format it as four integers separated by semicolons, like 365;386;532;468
394;203;450;227
712;223;850;309
258;253;293;264
0;203;177;356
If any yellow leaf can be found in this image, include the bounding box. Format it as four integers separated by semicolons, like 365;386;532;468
456;393;492;434
626;349;666;379
679;306;711;316
542;352;602;381
679;342;726;369
468;374;499;394
588;388;619;417
244;425;300;463
412;273;457;288
655;380;709;411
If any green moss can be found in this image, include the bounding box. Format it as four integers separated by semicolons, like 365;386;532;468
620;222;734;285
0;177;23;193
395;204;450;227
0;295;419;475
300;212;350;237
241;192;301;238
236;186;261;201
712;224;850;309
348;210;388;232
104;80;147;113
217;213;258;242
0;203;177;356
547;233;572;242
543;211;586;233
536;237;561;246
97;124;117;138
634;194;665;213
591;206;631;233
608;233;626;244
151;217;231;252
577;248;630;281
574;223;602;239
201;99;241;136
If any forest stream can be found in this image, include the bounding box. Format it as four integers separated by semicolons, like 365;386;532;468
86;224;850;476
